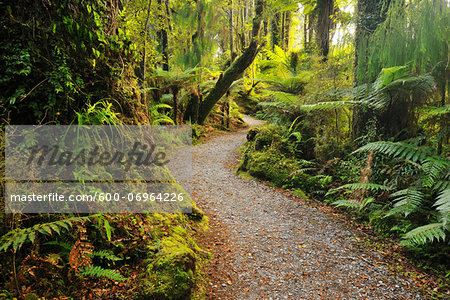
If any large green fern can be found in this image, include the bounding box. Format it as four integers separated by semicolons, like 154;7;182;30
0;215;94;252
352;140;449;246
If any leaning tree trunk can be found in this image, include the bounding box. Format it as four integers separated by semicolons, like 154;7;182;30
197;0;265;124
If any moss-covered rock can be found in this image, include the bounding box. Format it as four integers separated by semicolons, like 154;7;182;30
239;124;331;195
136;213;208;300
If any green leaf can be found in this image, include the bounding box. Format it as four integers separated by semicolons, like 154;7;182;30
103;219;111;241
28;231;36;244
13;232;27;251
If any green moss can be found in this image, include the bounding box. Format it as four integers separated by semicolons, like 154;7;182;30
139;235;196;299
136;211;209;300
239;124;330;196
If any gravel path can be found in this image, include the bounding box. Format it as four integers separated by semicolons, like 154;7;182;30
190;115;422;299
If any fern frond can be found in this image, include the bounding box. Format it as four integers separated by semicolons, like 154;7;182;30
299;101;358;112
317;85;368;101
333;182;391;192
433;180;450;193
422;156;449;188
332;199;360;209
78;265;126;281
262;90;300;104
354;141;433;163
0;215;93;252
420;105;450;119
399;223;446;246
373;66;408;89
390;188;424;216
332;197;375;212
44;241;73;251
87;250;123;261
434;188;450;215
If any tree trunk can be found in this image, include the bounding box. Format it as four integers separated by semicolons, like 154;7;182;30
141;0;152;85
303;14;308;50
352;0;389;139
316;0;334;59
191;0;205;66
229;0;235;61
172;86;179;125
197;0;265;124
283;11;291;51
157;0;169;71
354;0;387;85
270;12;281;50
139;0;153;109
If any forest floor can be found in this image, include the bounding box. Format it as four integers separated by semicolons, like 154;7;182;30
191;115;429;299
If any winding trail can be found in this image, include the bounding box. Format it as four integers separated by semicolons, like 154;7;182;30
190;116;422;299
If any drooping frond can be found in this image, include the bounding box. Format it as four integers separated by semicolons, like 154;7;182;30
434;188;450;218
261;90;300;105
373;66;408;89
422;156;450;188
363;74;436;110
433;180;450;194
257;100;298;113
317;85;368;101
333;197;375;212
333;182;391;192
77;265;126;281
354;141;434;163
399;223;447;247
299;101;358;112
420;105;450;119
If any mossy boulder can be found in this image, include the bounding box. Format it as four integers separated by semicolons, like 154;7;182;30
239;124;330;194
137;216;207;300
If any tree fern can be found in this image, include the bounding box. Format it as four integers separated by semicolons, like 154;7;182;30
363;74;436;111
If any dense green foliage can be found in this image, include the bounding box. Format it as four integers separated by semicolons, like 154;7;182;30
0;0;449;297
0;0;142;124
